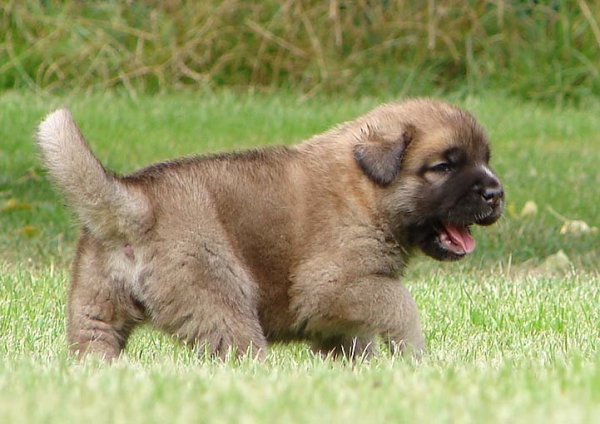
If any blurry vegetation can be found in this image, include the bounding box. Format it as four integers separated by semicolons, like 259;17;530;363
1;0;600;103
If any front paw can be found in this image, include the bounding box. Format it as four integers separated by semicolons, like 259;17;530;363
385;331;426;359
311;335;378;360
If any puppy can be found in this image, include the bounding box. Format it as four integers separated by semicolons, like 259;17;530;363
36;98;504;360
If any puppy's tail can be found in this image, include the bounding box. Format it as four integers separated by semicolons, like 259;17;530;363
36;108;153;241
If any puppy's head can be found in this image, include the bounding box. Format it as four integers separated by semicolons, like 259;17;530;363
353;98;504;261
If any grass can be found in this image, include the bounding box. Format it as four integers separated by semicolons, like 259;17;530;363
2;1;600;103
1;90;600;423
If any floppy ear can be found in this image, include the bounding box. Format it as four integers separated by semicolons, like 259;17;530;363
353;125;414;186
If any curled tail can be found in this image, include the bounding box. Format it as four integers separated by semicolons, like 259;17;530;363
36;108;153;241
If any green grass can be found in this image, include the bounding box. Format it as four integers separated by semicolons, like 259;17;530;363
2;1;600;103
1;90;599;423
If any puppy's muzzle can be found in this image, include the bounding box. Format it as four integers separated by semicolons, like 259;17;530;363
473;170;504;225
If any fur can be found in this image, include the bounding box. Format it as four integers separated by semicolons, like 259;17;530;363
36;99;504;360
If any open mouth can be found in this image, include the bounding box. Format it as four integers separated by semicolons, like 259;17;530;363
435;222;476;257
409;216;490;261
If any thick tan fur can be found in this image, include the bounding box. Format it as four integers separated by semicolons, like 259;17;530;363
36;99;503;360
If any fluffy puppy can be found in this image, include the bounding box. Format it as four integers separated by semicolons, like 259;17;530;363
36;98;504;360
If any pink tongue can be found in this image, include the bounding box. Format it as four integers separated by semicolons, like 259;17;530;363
443;224;476;253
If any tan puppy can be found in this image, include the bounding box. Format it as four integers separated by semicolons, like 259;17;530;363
36;99;504;360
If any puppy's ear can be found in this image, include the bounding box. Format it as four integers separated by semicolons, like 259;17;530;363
353;124;415;186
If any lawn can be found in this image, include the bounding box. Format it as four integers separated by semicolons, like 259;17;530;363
1;90;599;423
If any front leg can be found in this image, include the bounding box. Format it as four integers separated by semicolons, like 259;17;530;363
291;274;426;358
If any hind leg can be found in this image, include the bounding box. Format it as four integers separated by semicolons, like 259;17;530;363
67;283;140;360
67;238;145;360
140;238;267;359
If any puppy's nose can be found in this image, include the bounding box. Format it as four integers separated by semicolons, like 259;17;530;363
481;186;504;206
474;169;504;206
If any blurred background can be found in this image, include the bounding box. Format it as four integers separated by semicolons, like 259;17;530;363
2;0;599;104
1;0;599;272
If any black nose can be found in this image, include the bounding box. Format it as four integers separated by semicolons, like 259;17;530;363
474;171;504;207
482;186;504;206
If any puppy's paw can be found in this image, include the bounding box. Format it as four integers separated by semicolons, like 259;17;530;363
311;335;378;361
195;331;266;360
385;335;426;360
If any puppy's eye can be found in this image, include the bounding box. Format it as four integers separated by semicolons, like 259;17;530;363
429;162;453;173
